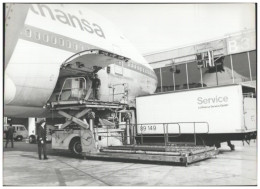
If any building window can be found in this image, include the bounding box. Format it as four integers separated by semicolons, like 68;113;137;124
187;62;203;89
201;55;235;87
161;66;174;92
152;49;256;93
232;52;251;82
201;67;217;87
249;50;256;80
219;55;234;85
174;64;188;90
154;68;162;92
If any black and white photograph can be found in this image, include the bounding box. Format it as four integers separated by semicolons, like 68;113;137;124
2;2;257;186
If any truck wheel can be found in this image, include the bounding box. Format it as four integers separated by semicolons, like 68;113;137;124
16;135;23;141
70;138;82;155
29;135;36;144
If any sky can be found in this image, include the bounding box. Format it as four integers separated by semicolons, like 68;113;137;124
86;3;255;54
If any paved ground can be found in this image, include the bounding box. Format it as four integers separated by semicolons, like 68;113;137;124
2;140;257;186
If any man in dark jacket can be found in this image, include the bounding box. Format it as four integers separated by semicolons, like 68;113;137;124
5;124;15;148
92;74;101;100
37;120;48;160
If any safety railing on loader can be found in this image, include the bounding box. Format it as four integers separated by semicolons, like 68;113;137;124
58;77;87;101
109;83;128;104
96;122;209;148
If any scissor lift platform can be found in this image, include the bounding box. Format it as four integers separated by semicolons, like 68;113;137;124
82;144;218;166
48;99;127;110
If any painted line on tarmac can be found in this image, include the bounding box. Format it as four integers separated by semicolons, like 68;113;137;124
218;157;256;161
3;154;20;157
57;159;111;186
20;154;37;159
55;169;67;186
99;163;135;178
154;166;175;186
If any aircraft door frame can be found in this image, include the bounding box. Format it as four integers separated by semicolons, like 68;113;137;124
114;61;124;76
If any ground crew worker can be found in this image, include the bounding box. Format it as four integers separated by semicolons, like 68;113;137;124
37;120;48;160
5;124;15;148
92;74;101;100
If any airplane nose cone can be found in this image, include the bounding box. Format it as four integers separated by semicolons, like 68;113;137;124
4;74;16;104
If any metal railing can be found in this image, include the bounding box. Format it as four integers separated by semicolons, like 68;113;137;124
94;122;209;148
58;77;87;101
135;122;209;146
109;83;128;104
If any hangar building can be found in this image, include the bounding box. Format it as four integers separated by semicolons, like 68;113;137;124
144;29;256;94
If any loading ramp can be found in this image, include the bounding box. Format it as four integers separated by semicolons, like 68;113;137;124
82;144;218;166
80;121;218;166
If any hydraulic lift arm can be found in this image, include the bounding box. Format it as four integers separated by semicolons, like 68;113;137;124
58;108;91;129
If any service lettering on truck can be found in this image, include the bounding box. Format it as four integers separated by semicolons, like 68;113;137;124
197;96;228;105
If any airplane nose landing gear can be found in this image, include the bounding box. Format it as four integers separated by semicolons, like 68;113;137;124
227;140;235;151
215;142;221;149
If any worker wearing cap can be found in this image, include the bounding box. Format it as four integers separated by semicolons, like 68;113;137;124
92;74;101;100
37;120;48;160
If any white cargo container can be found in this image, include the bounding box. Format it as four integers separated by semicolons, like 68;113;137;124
136;84;256;147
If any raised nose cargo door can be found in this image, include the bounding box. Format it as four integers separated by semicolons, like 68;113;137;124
62;49;129;74
48;49;130;103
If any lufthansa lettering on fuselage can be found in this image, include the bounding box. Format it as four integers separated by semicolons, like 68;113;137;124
30;4;105;38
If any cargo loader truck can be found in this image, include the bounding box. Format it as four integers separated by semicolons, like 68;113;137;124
49;84;255;165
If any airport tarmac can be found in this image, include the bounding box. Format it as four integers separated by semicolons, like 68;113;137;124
3;140;257;186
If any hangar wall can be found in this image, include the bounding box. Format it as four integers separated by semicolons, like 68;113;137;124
144;29;256;93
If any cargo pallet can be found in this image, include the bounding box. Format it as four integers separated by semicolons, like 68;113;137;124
82;144;218;166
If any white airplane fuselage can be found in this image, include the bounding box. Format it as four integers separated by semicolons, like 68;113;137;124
4;4;157;118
